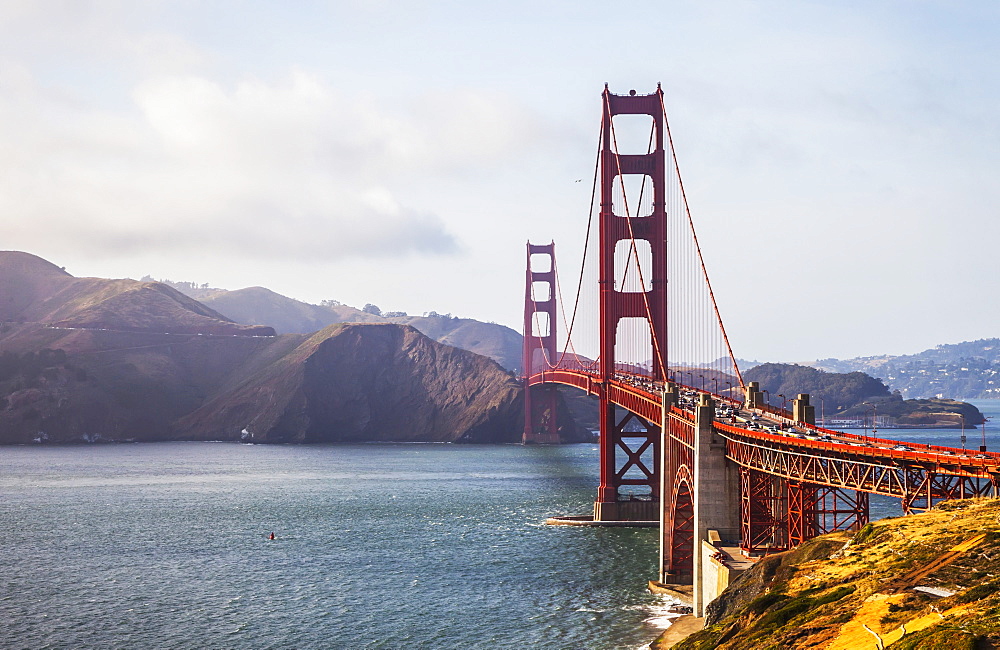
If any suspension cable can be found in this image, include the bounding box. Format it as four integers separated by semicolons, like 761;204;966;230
659;93;745;389
550;116;605;370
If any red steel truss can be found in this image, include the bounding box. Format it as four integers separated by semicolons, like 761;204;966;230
901;471;999;514
719;423;999;506
786;480;817;546
741;468;788;554
813;486;869;539
667;465;695;582
742;471;871;555
612;411;659;493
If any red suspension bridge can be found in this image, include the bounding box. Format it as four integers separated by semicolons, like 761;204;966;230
522;84;1000;614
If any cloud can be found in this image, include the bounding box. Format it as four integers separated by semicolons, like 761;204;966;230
0;65;568;261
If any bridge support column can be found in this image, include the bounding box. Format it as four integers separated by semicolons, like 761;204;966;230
691;393;741;618
523;384;560;445
594;406;659;521
787;481;819;547
595;85;667;521
659;385;677;583
594;393;619;518
741;468;788;556
522;241;560;445
744;382;763;410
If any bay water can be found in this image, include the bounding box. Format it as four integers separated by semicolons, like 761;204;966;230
3;399;999;649
0;442;673;649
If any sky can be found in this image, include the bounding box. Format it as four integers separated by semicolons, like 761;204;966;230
2;0;998;363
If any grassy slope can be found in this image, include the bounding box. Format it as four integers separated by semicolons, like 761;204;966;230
664;499;1000;649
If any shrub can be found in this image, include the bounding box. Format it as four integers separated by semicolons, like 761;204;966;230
813;585;855;607
957;580;1000;604
744;592;788;616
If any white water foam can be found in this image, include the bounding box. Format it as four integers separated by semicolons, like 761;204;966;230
640;594;686;629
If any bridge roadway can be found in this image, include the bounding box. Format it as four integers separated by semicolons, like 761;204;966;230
526;368;1000;503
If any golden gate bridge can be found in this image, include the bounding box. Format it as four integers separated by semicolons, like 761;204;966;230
521;83;1000;616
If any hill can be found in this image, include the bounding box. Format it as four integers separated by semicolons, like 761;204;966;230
661;498;1000;649
745;363;892;413
810;338;1000;399
745;362;985;426
181;286;384;334
158;280;524;372
0;320;560;444
0;252;584;444
178;323;534;443
0;251;273;337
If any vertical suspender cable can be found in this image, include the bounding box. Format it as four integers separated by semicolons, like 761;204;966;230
659;93;745;390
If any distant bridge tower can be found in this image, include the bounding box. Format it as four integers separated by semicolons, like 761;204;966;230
523;241;560;444
594;85;668;521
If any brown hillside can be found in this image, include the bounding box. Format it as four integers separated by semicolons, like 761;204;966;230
0;253;582;445
0;326;286;443
199;286;382;334
0;322;543;444
394;315;522;373
180;283;523;371
0;250;74;320
0;251;272;337
178;323;533;443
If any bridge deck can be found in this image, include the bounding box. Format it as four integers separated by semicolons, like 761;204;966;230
527;369;1000;485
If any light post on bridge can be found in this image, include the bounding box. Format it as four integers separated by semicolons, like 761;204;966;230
959;413;966;451
762;389;770;409
778;394;787;413
817;396;826;427
711;377;719;396
698;374;705;391
982;417;989;453
863;402;877;443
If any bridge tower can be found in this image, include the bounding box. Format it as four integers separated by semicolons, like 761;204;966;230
523;242;560;444
594;85;668;521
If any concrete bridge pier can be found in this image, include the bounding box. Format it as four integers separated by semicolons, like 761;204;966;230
658;383;678;583
658;391;743;615
692;393;742;617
